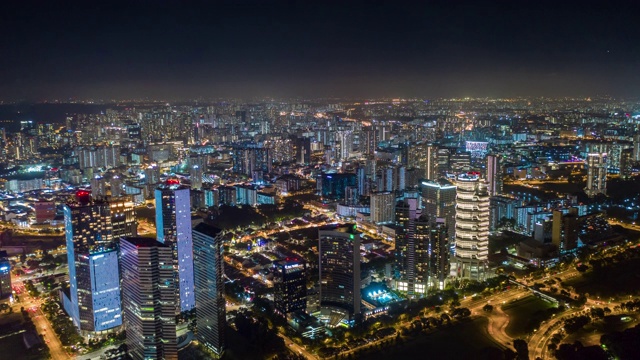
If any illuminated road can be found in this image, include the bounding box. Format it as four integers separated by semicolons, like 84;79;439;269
281;333;318;360
32;305;69;360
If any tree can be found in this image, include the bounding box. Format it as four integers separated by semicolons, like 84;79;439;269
483;304;494;313
513;339;529;360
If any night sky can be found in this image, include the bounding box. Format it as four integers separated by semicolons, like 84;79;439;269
1;1;639;100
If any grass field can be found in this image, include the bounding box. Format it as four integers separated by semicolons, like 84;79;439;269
356;317;502;360
502;295;556;338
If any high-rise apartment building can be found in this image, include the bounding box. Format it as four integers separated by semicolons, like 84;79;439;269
192;223;226;358
585;153;607;197
421;179;457;242
486;154;503;196
336;130;353;161
318;224;361;323
64;191;122;333
120;237;177;360
453;173;490;281
620;148;634;180
370;191;395;224
552;208;579;253
273;258;307;316
409;143;438;180
155;181;195;313
231;143;271;177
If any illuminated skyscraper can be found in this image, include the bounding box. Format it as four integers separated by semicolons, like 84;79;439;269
64;191;122;333
370;191;395;224
155;181;195;313
409;143;438;180
189;155;206;190
273;258;307;316
337;130;353;161
192;223;226;358
620;148;633;180
421;179;457;243
486;154;503;196
453;173;490;281
120;237;177;360
109;196;137;238
585;153;607;197
318;224;361;324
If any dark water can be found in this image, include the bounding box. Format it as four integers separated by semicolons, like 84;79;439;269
0;103;109;131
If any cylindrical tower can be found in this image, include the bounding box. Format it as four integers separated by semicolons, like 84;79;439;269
454;172;490;281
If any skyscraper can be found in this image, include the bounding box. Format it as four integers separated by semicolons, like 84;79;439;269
318;224;361;324
552;209;579;253
120;237;177;360
336;130;353;161
453;173;490;281
421;179;457;243
409;143;438;180
155;181;195;313
109;196;137;238
189;155;206;190
64;191;122;333
428;218;449;290
394;198;421;297
620;148;633;180
585;153;607;197
192;222;226;358
486;154;503;196
273;258;307;316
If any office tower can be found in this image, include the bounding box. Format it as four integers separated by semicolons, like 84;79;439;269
64;191;122;333
620;148;634;180
192;223;226;358
336;130;353;161
409;143;438;180
0;251;11;299
421;179;457;242
273;258;307;316
428;219;449;290
453;173;490;281
155;181;195;313
231;143;271;177
436;148;451;176
370;192;395;224
109;196;137;237
486;154;503;196
585;153;607;197
318;224;361;323
634;134;640;162
552;209;579;253
120;237;177;360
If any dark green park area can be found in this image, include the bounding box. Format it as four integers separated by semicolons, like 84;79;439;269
565;257;640;299
501;295;557;338
356;317;502;360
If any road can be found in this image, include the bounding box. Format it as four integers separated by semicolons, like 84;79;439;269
32;301;69;360
281;332;318;360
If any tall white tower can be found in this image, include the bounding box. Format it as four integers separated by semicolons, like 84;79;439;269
453;173;490;281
